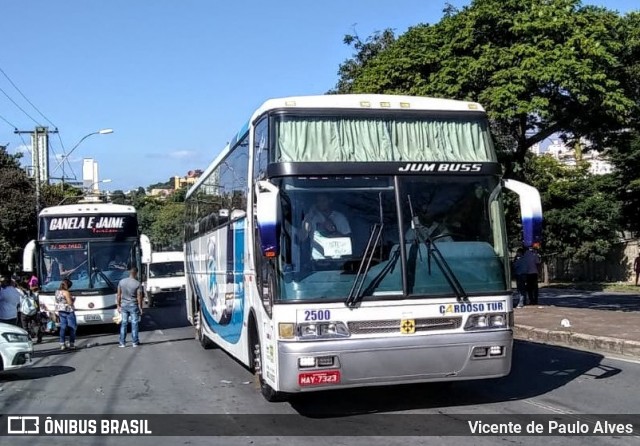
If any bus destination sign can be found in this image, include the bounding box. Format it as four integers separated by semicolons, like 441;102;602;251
39;215;138;240
48;242;87;251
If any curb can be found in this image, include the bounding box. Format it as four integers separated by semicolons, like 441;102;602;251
513;324;640;360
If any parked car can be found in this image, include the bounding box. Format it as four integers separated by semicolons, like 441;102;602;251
0;322;33;372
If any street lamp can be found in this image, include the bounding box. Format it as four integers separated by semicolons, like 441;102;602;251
53;128;114;183
86;178;112;193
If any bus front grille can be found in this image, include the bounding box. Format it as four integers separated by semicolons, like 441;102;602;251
348;317;462;334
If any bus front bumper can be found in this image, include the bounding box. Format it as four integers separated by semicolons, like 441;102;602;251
276;330;512;393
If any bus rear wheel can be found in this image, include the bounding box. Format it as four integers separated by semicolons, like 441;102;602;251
195;308;215;350
250;325;286;402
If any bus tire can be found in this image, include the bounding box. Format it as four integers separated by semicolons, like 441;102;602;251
195;308;215;350
250;322;286;403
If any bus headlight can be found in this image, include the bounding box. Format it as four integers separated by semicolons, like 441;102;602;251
465;313;509;330
297;322;350;340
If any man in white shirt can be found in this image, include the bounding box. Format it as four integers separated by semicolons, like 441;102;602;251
301;194;352;260
0;275;21;325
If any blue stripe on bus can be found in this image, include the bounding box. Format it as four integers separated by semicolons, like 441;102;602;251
194;219;246;344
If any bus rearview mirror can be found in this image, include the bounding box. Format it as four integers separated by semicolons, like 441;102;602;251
255;181;280;257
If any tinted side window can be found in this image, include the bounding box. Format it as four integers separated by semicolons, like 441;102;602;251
253;118;269;180
220;134;249;214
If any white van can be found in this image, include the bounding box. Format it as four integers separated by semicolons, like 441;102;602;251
144;251;186;307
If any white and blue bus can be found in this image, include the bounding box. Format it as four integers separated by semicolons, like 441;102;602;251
184;94;542;401
23;202;148;326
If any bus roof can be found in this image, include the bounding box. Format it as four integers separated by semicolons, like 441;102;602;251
39;203;136;217
250;94;485;123
185;94;487;199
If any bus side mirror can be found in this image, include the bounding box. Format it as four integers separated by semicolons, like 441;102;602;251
255;180;280;258
140;234;152;264
23;240;36;272
503;179;543;248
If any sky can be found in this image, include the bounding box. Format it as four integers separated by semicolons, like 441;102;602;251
0;0;637;192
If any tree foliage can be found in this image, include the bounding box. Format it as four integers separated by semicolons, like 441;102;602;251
608;131;640;237
0;148;35;271
523;155;621;262
334;0;637;171
147;202;185;251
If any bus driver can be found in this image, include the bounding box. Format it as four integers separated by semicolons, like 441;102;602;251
300;194;352;260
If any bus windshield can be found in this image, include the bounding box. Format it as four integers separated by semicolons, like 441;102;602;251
41;241;135;292
275;175;509;302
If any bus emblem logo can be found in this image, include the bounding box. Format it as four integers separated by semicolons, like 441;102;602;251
400;319;415;334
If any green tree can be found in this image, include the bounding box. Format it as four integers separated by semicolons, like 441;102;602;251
523;155;621;263
0;148;36;271
137;198;163;237
335;0;635;170
147;180;171;192
330;29;396;94
40;183;83;208
170;187;187;203
110;190;127;205
608;131;640;237
149;202;185;251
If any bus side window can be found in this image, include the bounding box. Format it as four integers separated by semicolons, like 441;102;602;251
253;117;269;181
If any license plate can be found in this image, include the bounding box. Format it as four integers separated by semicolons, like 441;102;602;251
84;314;102;322
298;370;341;387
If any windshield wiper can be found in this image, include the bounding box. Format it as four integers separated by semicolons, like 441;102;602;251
345;222;383;308
346;192;387;308
407;195;467;301
92;267;117;292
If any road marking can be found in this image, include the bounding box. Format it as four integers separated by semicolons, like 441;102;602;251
524;400;640;438
524;399;572;414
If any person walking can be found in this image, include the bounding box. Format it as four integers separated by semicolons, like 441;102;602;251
0;275;21;325
55;278;76;350
634;254;640;286
17;279;43;343
523;247;541;306
117;267;143;348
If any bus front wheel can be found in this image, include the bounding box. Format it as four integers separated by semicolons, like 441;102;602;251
250;325;286;402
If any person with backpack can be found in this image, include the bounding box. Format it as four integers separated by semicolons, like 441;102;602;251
17;279;43;343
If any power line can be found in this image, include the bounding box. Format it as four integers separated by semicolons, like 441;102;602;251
0;113;17;129
0;66;57;128
0;84;41;125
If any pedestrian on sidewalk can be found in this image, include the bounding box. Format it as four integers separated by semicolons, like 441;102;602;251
17;279;43;343
55;278;77;350
634;254;640;286
117;267;143;348
513;248;527;307
523;246;541;305
0;275;21;325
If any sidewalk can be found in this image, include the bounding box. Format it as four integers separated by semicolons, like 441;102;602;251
512;287;640;359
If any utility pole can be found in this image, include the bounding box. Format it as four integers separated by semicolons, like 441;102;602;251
14;126;58;213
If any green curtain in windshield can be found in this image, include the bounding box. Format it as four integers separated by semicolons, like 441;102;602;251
276;117;495;162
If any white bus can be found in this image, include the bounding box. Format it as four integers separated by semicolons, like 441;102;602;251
184;94;542;401
23;202;147;326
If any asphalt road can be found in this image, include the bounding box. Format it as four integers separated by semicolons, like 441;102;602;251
1;301;639;446
537;287;640;312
